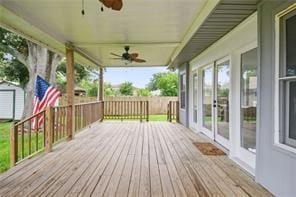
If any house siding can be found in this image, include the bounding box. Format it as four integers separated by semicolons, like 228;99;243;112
256;1;296;196
178;63;189;127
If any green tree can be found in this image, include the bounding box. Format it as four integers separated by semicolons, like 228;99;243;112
79;79;98;97
104;83;117;97
56;61;90;83
137;88;151;96
119;82;134;96
0;27;62;117
147;72;178;96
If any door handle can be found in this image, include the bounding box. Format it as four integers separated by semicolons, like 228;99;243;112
213;100;217;108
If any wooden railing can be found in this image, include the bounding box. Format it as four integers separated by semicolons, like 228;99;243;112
75;101;103;131
103;101;149;121
10;101;103;166
10;110;46;166
167;101;179;122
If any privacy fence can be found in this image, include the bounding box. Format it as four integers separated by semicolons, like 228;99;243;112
60;96;178;114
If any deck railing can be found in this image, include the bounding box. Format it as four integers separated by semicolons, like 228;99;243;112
10;110;46;166
75;101;104;131
10;100;153;166
103;101;149;121
10;101;103;166
167;101;179;122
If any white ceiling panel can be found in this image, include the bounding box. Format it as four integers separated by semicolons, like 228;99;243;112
0;0;207;67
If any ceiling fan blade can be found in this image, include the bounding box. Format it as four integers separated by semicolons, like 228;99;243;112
110;58;122;60
110;53;122;58
129;53;139;59
133;58;146;63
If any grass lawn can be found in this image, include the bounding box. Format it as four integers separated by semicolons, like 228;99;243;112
0;122;11;173
149;114;167;121
0;122;44;173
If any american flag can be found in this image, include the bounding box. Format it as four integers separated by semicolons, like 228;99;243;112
32;75;61;128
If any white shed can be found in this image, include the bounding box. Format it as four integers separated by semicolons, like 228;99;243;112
0;81;25;120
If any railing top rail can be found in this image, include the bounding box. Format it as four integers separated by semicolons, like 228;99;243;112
15;109;46;126
103;100;148;102
74;101;103;106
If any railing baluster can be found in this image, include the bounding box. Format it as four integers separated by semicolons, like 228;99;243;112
28;121;31;155
21;123;24;159
10;123;18;167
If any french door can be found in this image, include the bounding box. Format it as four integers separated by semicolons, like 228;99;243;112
202;59;230;148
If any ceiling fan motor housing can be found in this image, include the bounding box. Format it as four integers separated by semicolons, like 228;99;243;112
122;53;130;60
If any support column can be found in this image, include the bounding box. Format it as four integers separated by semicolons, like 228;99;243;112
98;67;104;101
66;45;75;140
98;67;104;122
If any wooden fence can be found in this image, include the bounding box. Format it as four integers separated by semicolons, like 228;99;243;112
104;101;149;121
10;101;103;166
167;101;179;122
60;96;178;114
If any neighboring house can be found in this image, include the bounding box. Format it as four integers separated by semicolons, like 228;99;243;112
175;2;296;196
0;81;24;120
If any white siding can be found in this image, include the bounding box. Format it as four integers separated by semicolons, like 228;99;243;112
0;83;24;120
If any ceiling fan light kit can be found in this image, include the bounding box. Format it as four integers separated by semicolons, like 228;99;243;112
110;46;147;65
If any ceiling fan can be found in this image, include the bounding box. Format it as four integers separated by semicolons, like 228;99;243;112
110;46;147;65
99;0;123;11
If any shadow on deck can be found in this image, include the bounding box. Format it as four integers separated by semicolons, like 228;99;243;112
0;122;270;196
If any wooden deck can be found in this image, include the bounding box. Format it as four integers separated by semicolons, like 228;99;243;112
0;122;271;197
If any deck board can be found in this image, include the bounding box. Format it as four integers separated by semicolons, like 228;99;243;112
0;122;271;197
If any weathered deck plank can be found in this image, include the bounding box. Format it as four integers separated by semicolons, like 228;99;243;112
0;122;271;197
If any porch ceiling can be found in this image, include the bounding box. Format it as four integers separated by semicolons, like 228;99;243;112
0;0;260;68
0;0;209;67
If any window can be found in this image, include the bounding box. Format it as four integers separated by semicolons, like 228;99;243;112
241;48;257;153
180;73;186;109
277;8;296;148
193;73;198;123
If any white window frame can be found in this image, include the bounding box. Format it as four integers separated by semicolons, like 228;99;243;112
274;3;296;153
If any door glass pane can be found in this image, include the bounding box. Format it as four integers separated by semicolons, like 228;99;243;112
286;15;296;76
202;67;213;130
217;61;230;139
241;48;257;153
193;74;198;123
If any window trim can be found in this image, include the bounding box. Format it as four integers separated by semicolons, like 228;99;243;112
274;3;296;153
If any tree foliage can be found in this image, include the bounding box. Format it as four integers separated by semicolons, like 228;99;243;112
56;61;90;83
147;72;178;96
0;27;62;118
104;83;118;97
137;88;151;96
119;82;134;96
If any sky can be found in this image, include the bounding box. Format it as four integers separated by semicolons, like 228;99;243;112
104;67;168;88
